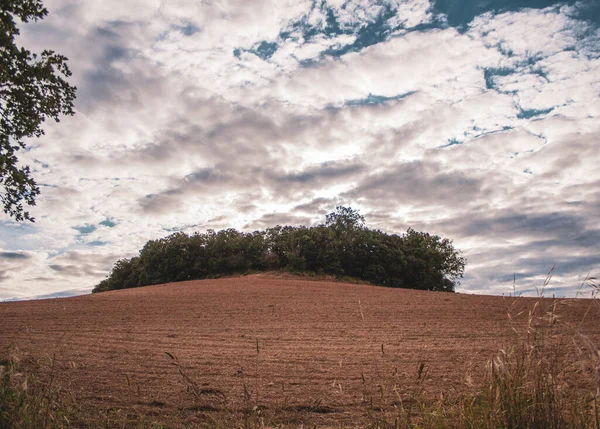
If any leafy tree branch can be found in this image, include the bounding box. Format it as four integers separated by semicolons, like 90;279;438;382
0;0;76;221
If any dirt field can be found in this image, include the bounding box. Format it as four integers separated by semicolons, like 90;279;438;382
1;274;599;427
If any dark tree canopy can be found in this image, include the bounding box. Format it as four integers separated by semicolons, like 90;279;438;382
325;206;365;231
1;0;76;221
94;208;466;294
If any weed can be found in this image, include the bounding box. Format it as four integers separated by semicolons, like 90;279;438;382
164;351;226;405
0;346;71;429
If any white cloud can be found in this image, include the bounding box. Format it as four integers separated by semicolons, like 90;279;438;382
2;0;599;299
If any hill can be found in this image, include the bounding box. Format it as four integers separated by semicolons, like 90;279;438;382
93;207;466;294
1;274;599;428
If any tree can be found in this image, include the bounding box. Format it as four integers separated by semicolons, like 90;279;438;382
93;208;467;293
402;228;466;292
325;206;365;231
1;0;76;221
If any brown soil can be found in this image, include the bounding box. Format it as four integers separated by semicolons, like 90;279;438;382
1;273;599;427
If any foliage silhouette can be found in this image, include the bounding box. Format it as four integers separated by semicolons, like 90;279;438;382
93;207;465;293
1;0;76;221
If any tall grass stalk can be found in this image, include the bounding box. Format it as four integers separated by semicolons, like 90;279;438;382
455;274;600;429
360;271;600;429
0;347;70;429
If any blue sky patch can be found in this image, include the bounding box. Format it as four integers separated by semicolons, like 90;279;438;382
439;138;464;148
250;41;278;60
73;224;97;235
570;1;600;25
176;22;200;36
344;91;417;107
278;1;409;64
100;218;117;228
322;5;399;57
517;107;554;119
234;41;278;61
433;0;584;28
483;67;515;90
88;240;108;247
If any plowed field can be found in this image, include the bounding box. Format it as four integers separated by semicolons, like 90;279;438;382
1;274;599;427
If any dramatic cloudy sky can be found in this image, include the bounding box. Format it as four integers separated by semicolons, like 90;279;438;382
1;0;599;300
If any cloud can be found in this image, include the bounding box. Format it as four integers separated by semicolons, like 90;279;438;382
1;0;598;299
346;161;482;207
293;197;338;215
0;252;31;260
244;212;314;230
279;160;366;184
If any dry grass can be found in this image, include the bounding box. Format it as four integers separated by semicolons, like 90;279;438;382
0;346;75;429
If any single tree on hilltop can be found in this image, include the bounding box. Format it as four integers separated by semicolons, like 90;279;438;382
325;206;365;231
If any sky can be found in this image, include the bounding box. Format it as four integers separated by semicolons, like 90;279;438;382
1;0;599;300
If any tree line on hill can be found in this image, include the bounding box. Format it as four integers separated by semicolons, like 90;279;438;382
92;207;466;293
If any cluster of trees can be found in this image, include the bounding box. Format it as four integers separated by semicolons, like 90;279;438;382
93;207;466;293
